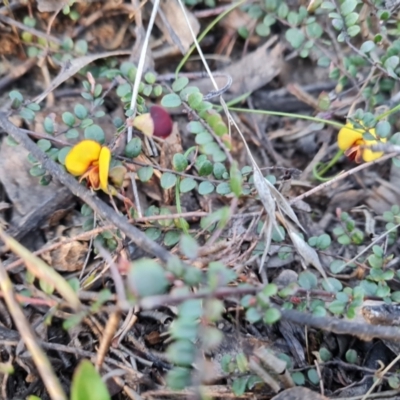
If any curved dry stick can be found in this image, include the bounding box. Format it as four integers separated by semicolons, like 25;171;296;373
290;152;396;205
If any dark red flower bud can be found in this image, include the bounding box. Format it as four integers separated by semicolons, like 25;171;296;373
150;105;173;138
132;105;173;139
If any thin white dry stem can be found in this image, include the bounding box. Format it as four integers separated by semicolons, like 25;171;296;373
176;0;306;270
361;353;400;400
177;0;219;89
129;172;143;218
339;222;400;271
79;212;97;280
127;0;160;142
115;305;140;345
82;257;114;290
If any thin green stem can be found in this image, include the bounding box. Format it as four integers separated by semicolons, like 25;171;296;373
376;103;400;121
175;177;188;234
226;106;345;129
175;0;246;77
313;149;344;181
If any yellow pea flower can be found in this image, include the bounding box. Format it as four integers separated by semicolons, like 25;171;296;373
337;122;386;163
65;140;111;193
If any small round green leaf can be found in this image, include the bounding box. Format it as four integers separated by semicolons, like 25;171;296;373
198;160;213;176
43;117;54;134
74;39;88;55
144;72;156;84
198;181;214;195
264;308;281;324
125;137;142;158
74;103;88;119
376;121;391;138
307;369;320;385
340;0;357;15
37;139;51;152
345;349;358;364
161;93;182;108
145;227;161;241
164;231;181;246
186;121;203;134
188;92;203;109
256;23;271;37
328;300;346;315
216;182;231;195
71;360;111;400
285;28;305;48
291;372;305;386
172;77;189;92
180;178;196;193
345;12;358;26
84;124;105;143
347;25;361;37
195;131;213;145
58;146;71;165
29;165;46;177
298;271;318;289
137;166;154;182
66;129;79;139
161;172;177;189
128;258;169;297
319;348;332;362
62;111;76;127
116;83;132;97
172;154;188;172
213;162;226;179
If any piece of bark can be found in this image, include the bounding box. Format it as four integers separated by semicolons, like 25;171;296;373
0;139;74;240
271;387;328;400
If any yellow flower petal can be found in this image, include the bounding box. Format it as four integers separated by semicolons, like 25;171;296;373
362;137;387;162
65;140;102;176
98;146;111;193
132;113;154;137
337;123;364;151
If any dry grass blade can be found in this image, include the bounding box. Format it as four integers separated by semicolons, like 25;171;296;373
253;168;277;272
127;0;160;142
0;228;81;310
0;259;67;400
176;0;304;267
268;182;304;231
283;219;331;287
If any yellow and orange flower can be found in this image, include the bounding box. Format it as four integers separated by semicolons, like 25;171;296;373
337;122;386;163
65;140;111;193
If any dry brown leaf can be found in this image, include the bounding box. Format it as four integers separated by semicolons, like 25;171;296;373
253;169;276;269
220;7;256;32
41;239;88;272
285;220;331;287
157;0;200;54
36;0;69;12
